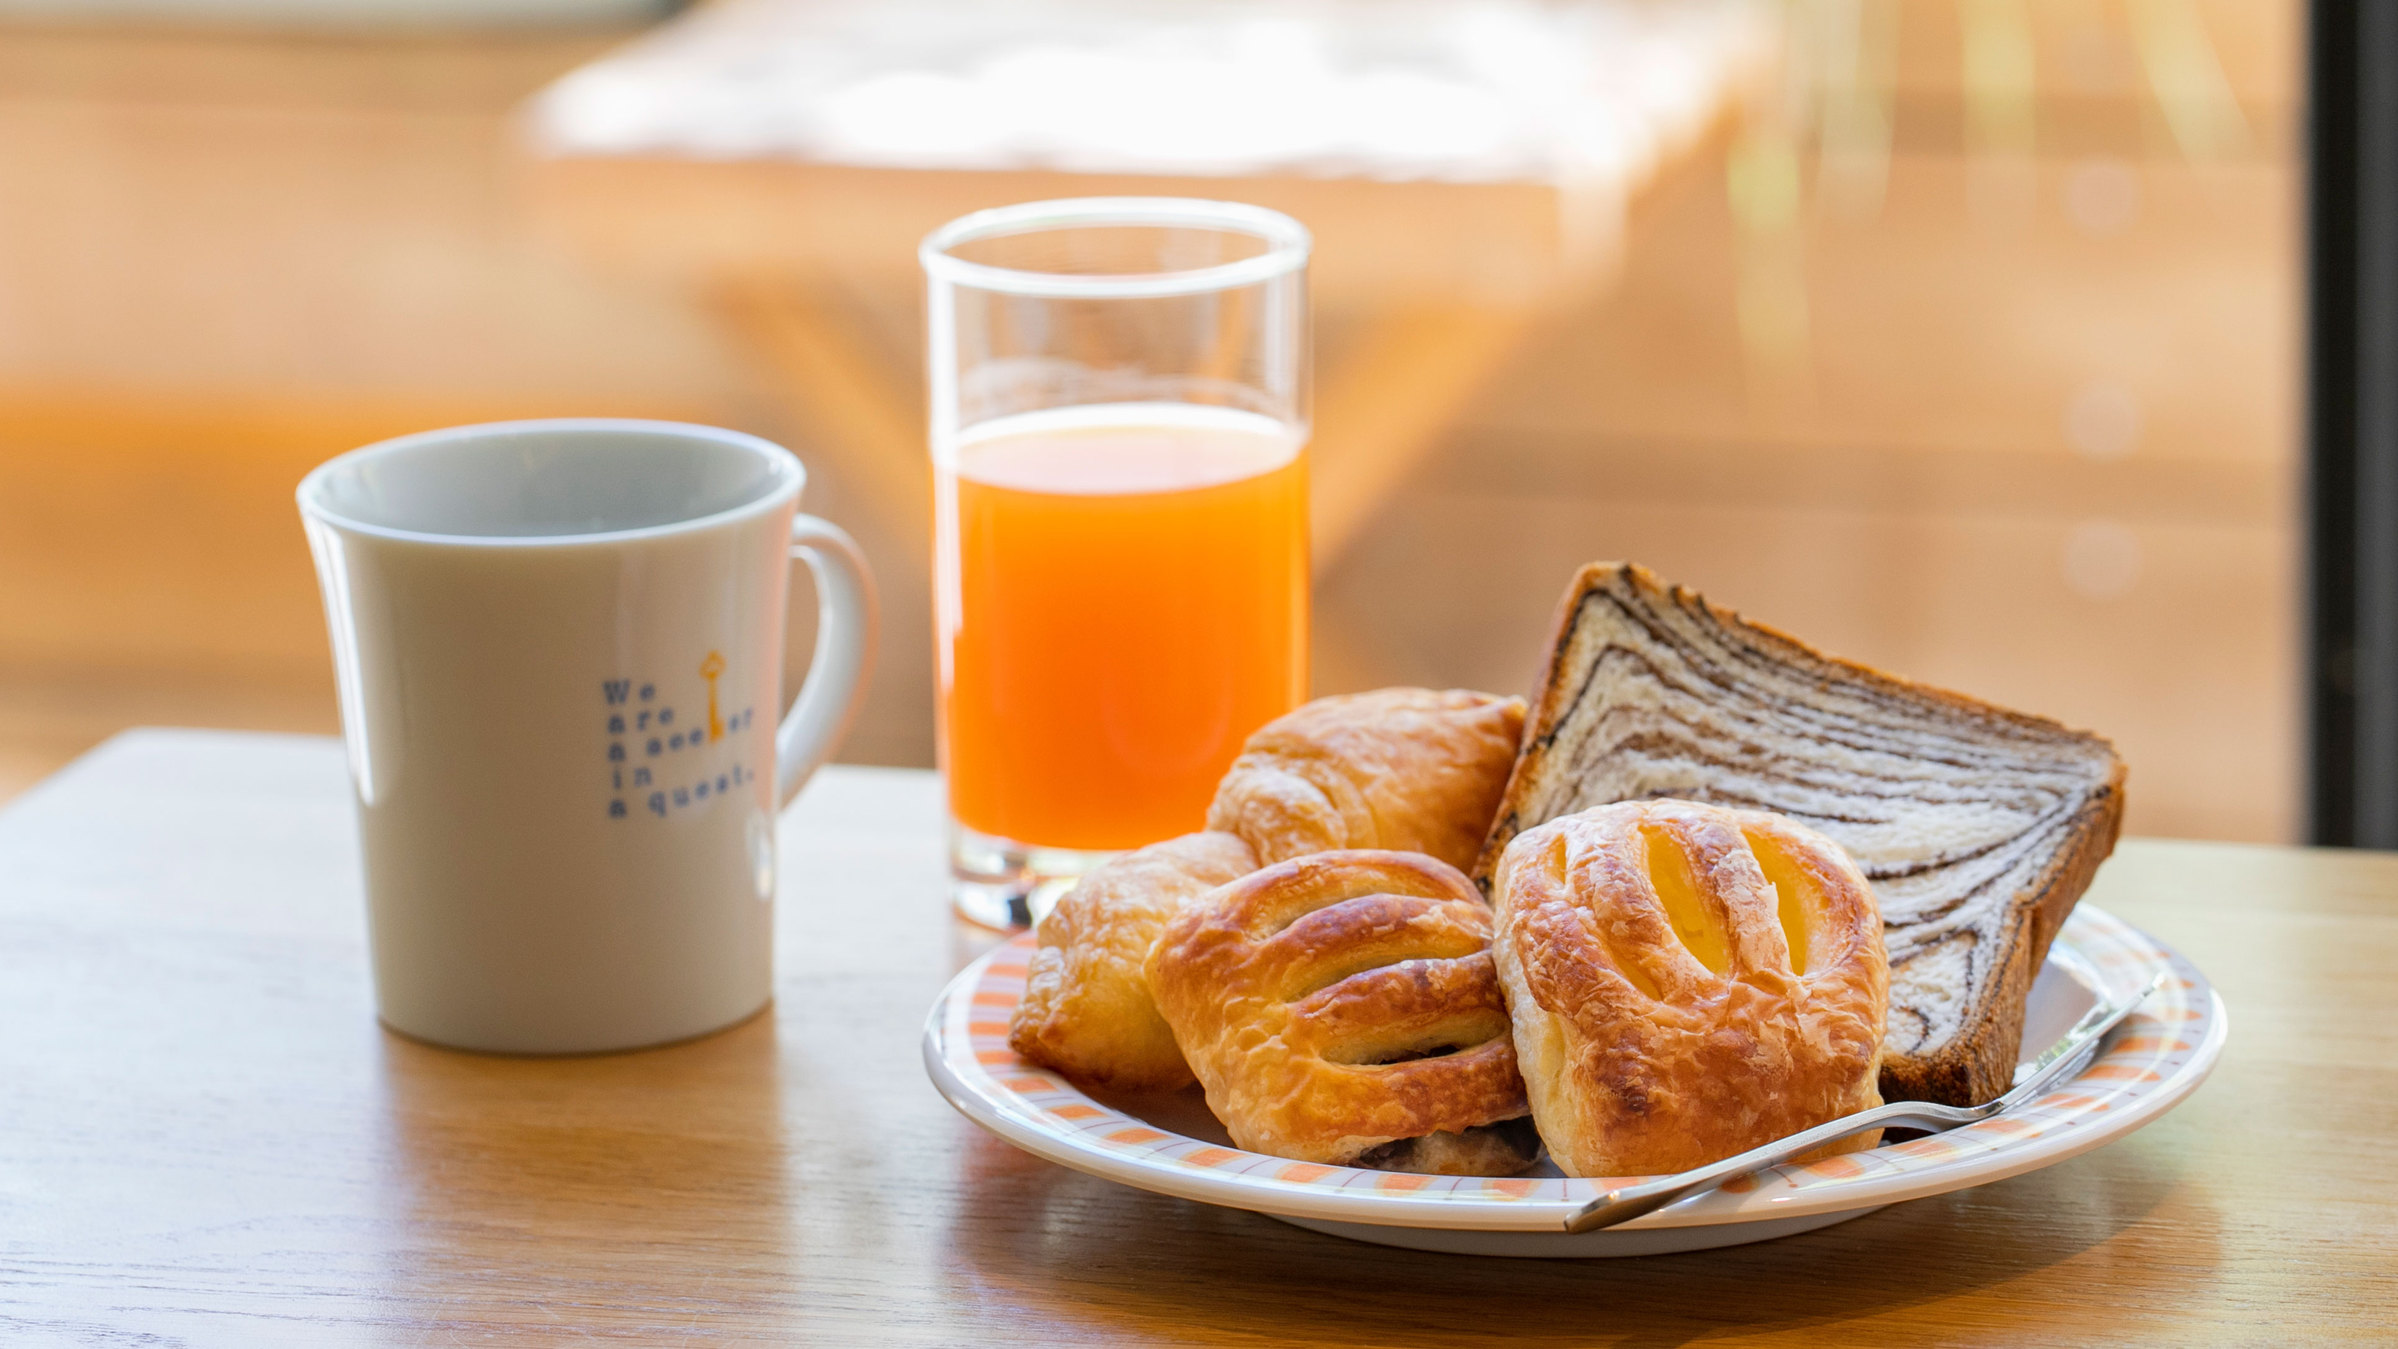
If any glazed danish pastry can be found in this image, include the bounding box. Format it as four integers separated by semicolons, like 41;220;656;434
1489;800;1889;1178
1008;831;1258;1091
1206;688;1525;874
1146;850;1538;1175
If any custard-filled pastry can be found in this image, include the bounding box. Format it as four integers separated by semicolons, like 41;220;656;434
1009;831;1258;1091
1147;850;1537;1175
1489;800;1888;1178
1206;688;1526;874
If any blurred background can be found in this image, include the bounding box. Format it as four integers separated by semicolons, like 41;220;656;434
0;0;2293;841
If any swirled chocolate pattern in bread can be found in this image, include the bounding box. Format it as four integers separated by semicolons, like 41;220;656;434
1147;851;1538;1175
1476;563;2125;1106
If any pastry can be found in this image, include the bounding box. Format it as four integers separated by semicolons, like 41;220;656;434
1489;799;1889;1178
1008;831;1257;1091
1146;850;1537;1174
1008;687;1519;1092
1476;562;2124;1106
1208;687;1525;873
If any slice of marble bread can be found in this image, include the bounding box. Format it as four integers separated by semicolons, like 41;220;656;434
1474;562;2126;1106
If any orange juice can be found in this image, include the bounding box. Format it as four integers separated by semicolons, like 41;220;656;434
935;404;1308;850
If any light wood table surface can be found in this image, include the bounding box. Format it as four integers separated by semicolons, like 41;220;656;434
515;1;1772;708
2;729;2391;1343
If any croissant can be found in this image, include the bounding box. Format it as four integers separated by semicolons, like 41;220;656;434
1009;831;1258;1091
1147;850;1538;1175
1489;799;1889;1178
1206;688;1525;873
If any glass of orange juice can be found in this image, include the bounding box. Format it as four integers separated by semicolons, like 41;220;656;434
922;198;1310;928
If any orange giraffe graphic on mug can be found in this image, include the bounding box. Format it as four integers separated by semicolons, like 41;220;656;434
700;650;726;742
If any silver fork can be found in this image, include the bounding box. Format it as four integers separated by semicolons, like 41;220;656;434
1562;972;2166;1234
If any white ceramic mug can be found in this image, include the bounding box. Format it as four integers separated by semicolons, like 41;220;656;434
298;419;876;1053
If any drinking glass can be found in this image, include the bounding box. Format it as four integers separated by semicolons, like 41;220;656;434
923;198;1311;928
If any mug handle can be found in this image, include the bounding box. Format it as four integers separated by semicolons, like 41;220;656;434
775;514;879;809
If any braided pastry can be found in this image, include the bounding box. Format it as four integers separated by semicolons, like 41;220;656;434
1207;688;1524;873
1489;799;1889;1177
1009;831;1258;1091
1147;850;1537;1175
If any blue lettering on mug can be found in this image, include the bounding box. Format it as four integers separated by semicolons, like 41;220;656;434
609;671;757;822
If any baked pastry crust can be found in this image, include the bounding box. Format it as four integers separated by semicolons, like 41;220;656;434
1475;562;2122;1106
1008;831;1258;1091
1147;850;1535;1174
1207;688;1525;873
1490;799;1888;1178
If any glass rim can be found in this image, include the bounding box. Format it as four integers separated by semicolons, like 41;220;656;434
919;197;1311;299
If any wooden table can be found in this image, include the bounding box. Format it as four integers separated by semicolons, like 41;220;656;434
515;0;1770;697
517;0;1771;561
2;729;2391;1342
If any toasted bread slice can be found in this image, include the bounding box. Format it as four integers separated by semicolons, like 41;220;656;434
1475;563;2125;1106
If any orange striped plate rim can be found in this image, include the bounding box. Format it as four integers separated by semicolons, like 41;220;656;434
938;907;2211;1202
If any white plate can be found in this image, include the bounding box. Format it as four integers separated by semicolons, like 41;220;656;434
925;903;2225;1257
